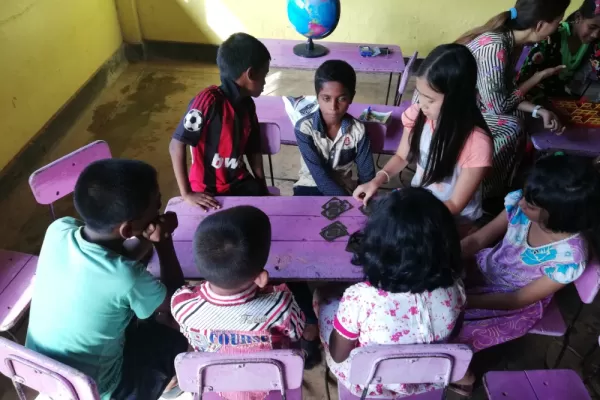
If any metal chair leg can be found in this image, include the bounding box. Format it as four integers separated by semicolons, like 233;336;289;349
268;155;275;187
553;302;585;368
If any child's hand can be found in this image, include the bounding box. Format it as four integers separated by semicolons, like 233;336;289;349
538;109;565;134
183;192;221;211
353;181;380;205
143;212;179;242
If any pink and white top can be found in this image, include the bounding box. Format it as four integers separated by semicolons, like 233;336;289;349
401;104;493;221
320;280;466;397
334;281;466;346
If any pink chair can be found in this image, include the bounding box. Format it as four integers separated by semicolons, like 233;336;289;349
484;370;591;399
0;250;38;342
260;122;282;196
529;257;600;368
334;344;473;400
395;51;419;106
28;140;112;219
0;336;100;400
174;349;304;400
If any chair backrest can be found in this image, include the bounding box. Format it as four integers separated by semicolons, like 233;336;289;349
259;123;282;155
348;344;472;387
574;256;600;304
28;140;112;206
0;337;100;400
175;349;303;395
396;51;419;106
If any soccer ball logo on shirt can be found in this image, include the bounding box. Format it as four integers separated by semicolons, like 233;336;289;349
184;109;203;132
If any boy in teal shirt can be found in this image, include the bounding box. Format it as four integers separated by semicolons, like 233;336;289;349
26;159;187;400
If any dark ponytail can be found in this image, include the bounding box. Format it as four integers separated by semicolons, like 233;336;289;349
456;0;571;44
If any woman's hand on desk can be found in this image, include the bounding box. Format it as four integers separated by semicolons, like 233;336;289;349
538;109;565;135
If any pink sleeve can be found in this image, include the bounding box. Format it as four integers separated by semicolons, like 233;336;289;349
457;128;493;168
401;103;421;129
333;285;361;340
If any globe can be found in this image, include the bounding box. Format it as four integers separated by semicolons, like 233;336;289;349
287;0;341;58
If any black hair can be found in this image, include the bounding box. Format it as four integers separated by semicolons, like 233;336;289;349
352;188;462;294
567;0;600;21
408;43;492;186
217;32;271;80
193;206;271;289
456;0;571;44
73;159;158;233
314;60;357;96
524;154;600;257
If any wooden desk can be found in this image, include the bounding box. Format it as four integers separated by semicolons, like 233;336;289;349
0;250;37;331
261;39;405;105
531;124;600;157
484;370;591;399
148;196;366;281
256;95;407;155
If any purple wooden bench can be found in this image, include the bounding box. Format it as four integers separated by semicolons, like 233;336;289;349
175;349;304;400
28;140;112;219
255;51;419;156
0;336;100;400
529;257;600;368
0;250;38;342
260;39;405;105
335;344;473;400
148;196;366;281
484;370;591;399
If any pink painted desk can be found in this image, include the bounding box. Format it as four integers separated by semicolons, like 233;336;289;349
0;250;38;332
148;196;366;281
484;370;591;399
261;39;405;105
255;95;407;155
531;125;600;157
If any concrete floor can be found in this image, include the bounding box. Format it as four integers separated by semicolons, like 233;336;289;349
1;61;600;399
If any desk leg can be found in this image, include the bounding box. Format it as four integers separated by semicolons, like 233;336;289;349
385;72;393;105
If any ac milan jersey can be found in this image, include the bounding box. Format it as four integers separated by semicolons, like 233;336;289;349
172;79;262;194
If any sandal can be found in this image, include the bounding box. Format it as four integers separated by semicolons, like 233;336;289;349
301;338;322;370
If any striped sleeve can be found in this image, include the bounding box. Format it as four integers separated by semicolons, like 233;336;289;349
258;285;305;342
172;89;218;147
295;122;348;196
474;39;523;114
354;122;376;184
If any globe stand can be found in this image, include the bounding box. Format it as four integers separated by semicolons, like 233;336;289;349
293;38;328;58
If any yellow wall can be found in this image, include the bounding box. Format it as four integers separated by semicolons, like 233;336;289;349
129;0;577;54
0;0;122;171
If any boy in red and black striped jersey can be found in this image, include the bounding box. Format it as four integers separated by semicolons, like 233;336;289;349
169;33;271;211
171;206;305;381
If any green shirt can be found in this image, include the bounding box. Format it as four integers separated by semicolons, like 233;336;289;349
26;217;166;399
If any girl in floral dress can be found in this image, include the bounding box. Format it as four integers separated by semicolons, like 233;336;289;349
458;155;600;353
455;0;569;198
316;188;466;398
518;0;600;101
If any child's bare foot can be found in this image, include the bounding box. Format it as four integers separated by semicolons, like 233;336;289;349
301;324;322;369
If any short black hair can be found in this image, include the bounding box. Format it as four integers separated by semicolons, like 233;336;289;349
314;60;356;95
74;159;158;233
217;33;271;80
524;154;600;234
352;188;462;294
194;206;271;289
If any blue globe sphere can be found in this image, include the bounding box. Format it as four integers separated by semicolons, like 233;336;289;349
287;0;340;40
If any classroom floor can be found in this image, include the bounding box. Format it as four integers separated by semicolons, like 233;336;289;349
1;60;600;399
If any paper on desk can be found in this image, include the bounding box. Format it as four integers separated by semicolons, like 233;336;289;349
358;108;392;124
283;95;319;125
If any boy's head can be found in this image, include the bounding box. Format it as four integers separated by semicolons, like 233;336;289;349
217;33;271;98
314;60;356;124
74;159;161;238
193;206;271;290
